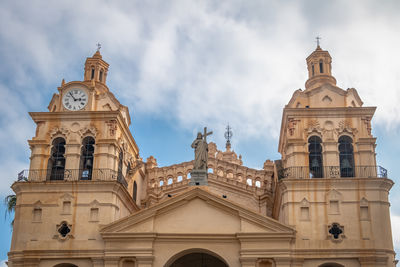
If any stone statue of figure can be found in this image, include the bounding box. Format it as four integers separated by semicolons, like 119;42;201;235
191;127;213;171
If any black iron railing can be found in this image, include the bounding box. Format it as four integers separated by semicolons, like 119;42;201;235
17;168;128;188
278;165;387;180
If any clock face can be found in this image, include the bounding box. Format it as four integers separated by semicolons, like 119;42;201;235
62;89;88;111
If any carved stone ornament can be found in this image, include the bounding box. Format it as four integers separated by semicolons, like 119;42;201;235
287;118;300;136
362;116;372;135
337;120;357;135
308;119;320;129
106;120;117;137
49;126;69;140
78;125;98;138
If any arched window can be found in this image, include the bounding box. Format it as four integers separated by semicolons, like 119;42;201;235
319;264;344;267
309;136;323;178
54;264;78;267
246;178;252;186
132;181;137;203
168;177;173;185
319;60;324;73
339;136;354;177
80;136;95;180
90;67;95;80
99;70;103;82
117;151;124;183
48;137;66;180
312;64;315;76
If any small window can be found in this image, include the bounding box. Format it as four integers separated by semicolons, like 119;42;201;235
312;64;315;76
117;151;124;181
319;60;324;73
360;206;369;220
167;178;173;185
99;70;103;82
208;168;213;173
300;207;309;220
63;201;71;214
246;178;252;186
329;200;339;214
328;223;344;240
132;181;137;202
187;173;191;179
255;181;261;188
90;208;99;221
58;222;71;238
159;180;164;187
177;175;183;182
33;207;42;222
91;68;95;79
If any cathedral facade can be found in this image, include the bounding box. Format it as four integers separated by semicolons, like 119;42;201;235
7;46;396;267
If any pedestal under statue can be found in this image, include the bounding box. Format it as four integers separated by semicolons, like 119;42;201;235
189;127;212;186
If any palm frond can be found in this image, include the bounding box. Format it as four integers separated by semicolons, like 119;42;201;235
4;194;16;227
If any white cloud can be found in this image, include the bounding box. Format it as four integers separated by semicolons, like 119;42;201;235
0;0;398;192
391;213;400;256
0;260;7;267
1;0;399;143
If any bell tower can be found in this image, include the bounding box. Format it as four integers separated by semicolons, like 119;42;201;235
305;44;337;90
275;45;395;266
9;51;146;267
84;46;109;84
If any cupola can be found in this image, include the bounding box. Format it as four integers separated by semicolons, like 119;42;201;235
84;48;109;84
305;45;337;90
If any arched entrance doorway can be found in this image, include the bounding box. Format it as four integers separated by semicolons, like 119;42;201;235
166;249;228;267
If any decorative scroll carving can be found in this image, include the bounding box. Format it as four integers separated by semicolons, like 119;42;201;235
362;116;372;135
49;127;69;140
288;118;300;136
78;125;98;138
106;120;117;137
308;119;320;129
337;120;357;135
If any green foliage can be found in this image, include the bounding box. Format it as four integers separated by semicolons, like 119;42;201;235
4;194;16;227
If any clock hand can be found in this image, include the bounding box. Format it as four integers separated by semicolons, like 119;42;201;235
69;92;77;101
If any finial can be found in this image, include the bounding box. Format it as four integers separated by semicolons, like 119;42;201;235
61;79;65;86
96;43;101;52
224;124;233;149
316;36;321;48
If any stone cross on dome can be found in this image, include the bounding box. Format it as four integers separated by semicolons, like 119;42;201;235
316;36;321;48
96;43;102;52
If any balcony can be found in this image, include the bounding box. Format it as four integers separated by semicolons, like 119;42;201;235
278;165;388;180
17;168;128;188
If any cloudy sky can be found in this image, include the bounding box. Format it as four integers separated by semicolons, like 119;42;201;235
1;0;400;263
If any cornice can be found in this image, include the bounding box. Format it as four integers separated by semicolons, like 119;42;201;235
278;177;394;192
29;111;120;121
11;180;138;212
283;107;376;118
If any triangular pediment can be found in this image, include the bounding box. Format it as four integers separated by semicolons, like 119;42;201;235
100;187;295;235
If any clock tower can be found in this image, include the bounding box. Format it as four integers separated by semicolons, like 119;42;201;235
9;51;145;267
